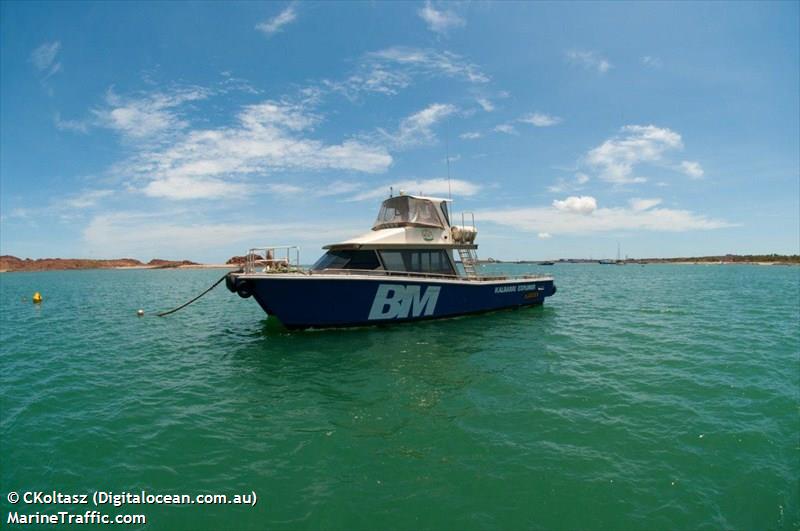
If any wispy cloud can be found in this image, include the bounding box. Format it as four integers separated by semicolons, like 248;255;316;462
479;195;734;234
586;125;683;184
115;99;392;200
265;183;305;195
352;178;480;201
54;113;90;133
93;87;212;141
642;56;663;68
30;41;62;79
82;211;362;259
265;180;363;198
476;98;495;112
380;103;457;148
460;131;481;140
367;47;489;84
566;50;612;73
256;4;298;36
324;47;488;100
629;198;662;211
418;1;465;35
547;172;589;193
63;189;114;209
680;160;704;179
520;112;562;127
493;123;517;135
324;68;411;99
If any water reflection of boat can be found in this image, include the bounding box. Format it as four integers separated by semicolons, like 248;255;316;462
226;193;556;328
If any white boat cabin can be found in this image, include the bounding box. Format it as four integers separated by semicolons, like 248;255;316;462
313;193;478;277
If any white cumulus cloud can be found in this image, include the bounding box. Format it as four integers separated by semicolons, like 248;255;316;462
552;195;597;214
680;160;704;179
117;99;392;200
586;125;683;184
479;198;734;235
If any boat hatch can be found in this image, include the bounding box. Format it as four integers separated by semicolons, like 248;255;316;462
372;196;446;230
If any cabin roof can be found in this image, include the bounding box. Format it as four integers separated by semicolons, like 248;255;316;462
393;194;452;203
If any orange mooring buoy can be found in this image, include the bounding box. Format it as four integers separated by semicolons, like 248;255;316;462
32;292;42;304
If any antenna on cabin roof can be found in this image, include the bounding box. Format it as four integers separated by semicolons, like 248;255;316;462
389;186;393;198
445;118;452;201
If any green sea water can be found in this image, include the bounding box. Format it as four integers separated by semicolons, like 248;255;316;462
1;264;798;530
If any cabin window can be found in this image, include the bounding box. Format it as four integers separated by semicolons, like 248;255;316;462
440;202;450;226
312;250;382;271
378;250;455;276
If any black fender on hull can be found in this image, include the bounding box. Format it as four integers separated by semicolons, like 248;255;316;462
226;273;253;298
225;273;237;293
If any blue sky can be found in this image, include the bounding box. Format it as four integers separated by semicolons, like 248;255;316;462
1;1;798;261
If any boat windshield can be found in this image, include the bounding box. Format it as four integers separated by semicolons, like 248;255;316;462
372;196;444;230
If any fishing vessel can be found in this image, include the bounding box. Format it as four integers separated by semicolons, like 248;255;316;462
225;193;556;328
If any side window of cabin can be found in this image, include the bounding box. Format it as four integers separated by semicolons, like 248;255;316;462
313;250;382;271
379;250;455;275
379;251;407;272
427;250;455;275
312;251;350;271
345;250;382;270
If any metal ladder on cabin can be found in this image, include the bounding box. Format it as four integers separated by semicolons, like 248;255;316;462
458;248;479;278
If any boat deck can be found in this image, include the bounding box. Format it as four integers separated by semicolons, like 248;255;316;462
237;266;552;284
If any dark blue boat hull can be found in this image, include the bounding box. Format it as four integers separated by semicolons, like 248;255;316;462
230;274;556;329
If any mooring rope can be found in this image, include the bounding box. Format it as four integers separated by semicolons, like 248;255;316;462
156;273;230;317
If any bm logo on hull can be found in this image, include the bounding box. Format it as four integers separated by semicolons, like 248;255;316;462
368;284;441;320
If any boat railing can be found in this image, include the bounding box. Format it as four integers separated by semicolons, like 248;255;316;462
244;246;302;274
460;211;476;232
310;268;550;282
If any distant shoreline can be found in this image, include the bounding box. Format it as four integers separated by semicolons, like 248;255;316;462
0;255;241;273
480;254;800;266
1;253;797;273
